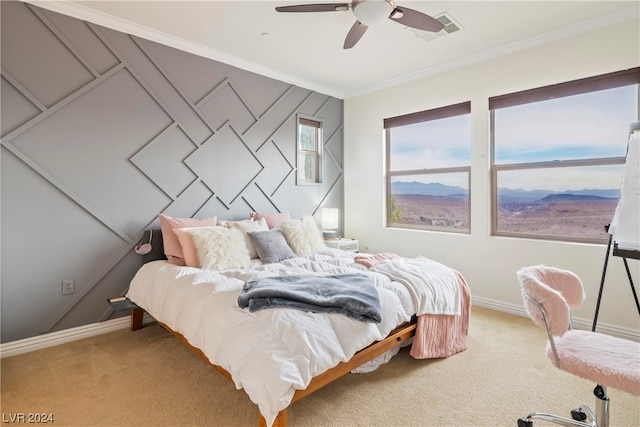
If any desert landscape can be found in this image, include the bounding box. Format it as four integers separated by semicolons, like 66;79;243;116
391;193;469;231
496;193;617;240
391;191;617;240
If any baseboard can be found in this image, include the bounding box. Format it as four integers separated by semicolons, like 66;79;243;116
2;299;636;358
472;296;640;342
0;314;153;359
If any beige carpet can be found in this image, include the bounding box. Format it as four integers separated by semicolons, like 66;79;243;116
2;306;639;426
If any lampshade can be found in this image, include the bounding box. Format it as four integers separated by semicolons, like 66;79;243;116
321;208;339;230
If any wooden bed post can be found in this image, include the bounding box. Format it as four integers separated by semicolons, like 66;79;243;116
131;307;144;331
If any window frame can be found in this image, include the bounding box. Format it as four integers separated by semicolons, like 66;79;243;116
296;114;323;185
385;101;472;233
489;67;640;243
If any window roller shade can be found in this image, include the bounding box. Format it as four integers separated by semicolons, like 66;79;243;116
384;101;471;129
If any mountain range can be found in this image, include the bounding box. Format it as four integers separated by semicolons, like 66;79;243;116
391;181;619;202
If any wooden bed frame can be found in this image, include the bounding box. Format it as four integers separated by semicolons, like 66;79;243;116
130;307;417;427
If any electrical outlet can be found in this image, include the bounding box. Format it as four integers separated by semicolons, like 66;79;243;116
62;279;75;296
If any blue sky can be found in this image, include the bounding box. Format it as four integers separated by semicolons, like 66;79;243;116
494;86;636;164
390;114;471;170
390;85;638;191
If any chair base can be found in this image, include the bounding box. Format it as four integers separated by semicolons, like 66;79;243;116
517;385;609;427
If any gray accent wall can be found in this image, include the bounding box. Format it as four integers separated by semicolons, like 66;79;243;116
0;1;344;343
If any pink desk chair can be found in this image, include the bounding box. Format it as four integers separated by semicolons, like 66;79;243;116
516;265;640;427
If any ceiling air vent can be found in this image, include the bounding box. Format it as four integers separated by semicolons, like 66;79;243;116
408;12;462;42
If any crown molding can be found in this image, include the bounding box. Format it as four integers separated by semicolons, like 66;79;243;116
344;5;640;98
22;2;639;101
23;0;345;99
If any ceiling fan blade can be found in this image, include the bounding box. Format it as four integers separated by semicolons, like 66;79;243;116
343;20;368;49
388;6;444;32
275;3;350;13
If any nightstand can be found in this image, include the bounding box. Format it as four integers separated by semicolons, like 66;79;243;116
324;238;359;252
107;296;139;311
108;296;144;331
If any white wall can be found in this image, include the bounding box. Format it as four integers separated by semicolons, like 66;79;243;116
344;19;640;337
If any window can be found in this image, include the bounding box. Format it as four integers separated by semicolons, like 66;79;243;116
490;68;639;243
296;115;322;184
385;102;472;232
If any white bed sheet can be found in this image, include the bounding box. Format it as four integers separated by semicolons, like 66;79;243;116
126;249;418;426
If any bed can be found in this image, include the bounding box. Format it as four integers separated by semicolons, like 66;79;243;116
125;219;470;427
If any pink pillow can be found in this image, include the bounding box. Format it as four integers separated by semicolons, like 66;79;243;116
173;227;206;267
249;211;290;229
158;214;217;265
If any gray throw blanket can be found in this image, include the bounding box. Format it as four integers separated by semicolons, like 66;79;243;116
237;274;382;323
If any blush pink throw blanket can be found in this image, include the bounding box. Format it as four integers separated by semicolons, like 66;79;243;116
358;253;470;359
410;272;470;359
354;253;399;268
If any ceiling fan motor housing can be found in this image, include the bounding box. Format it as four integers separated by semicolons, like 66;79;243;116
352;0;395;26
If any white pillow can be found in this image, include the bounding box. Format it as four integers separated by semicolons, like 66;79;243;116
225;217;269;259
280;216;326;257
184;226;251;271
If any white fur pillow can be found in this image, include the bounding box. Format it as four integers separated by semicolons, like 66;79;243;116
184;226;251;271
225;217;269;259
280;216;326;257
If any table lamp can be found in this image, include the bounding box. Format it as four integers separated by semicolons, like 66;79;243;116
321;208;339;239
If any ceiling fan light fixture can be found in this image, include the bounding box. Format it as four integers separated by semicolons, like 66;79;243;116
275;0;443;48
352;0;394;26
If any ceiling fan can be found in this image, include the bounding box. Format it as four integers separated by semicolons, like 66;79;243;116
275;0;444;49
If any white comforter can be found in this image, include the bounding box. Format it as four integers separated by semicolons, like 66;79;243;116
126;248;449;426
371;256;461;316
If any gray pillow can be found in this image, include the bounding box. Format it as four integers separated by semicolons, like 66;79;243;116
247;230;296;264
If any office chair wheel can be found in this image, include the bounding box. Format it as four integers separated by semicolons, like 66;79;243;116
571;408;587;421
517;417;533;427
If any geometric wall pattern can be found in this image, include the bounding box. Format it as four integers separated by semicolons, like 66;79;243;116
0;1;343;343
